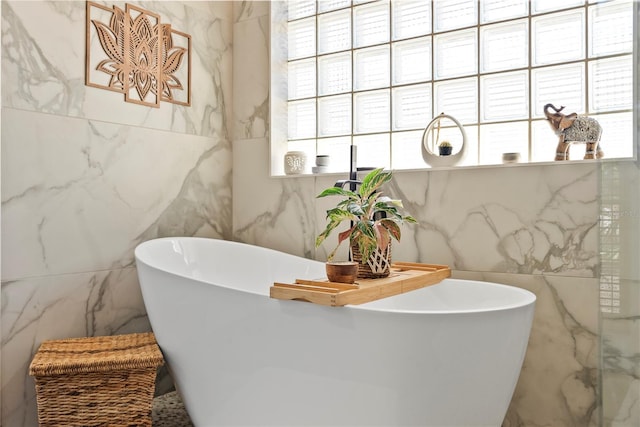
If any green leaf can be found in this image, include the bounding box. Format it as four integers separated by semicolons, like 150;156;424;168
376;195;392;204
372;203;399;215
315;220;340;247
317;187;357;199
404;215;418;224
359;168;383;196
354;221;377;261
325;207;352;222
326;245;340;262
316;214;349;247
346;201;365;216
371;197;404;215
355;220;376;240
356;233;378;263
387;198;405;208
359;168;392;199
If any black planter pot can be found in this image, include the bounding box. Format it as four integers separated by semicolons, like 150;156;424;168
439;146;453;156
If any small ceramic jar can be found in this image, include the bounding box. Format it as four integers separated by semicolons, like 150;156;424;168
284;151;307;175
502;152;521;163
315;155;330;167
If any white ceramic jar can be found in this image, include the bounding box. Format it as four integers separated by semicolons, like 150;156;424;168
315;155;330;167
284;151;307;175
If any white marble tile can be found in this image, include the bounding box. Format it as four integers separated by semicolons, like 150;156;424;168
454;272;600;427
1;109;231;280
234;0;270;22
233;13;269;140
143;1;233;22
233;138;317;258
601;279;640;426
1;268;150;427
603;314;640;380
267;0;294;175
2;1;233;139
603;374;640;427
388;164;600;277
1;1;85;115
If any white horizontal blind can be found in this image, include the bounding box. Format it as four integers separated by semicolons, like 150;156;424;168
434;0;476;31
318;9;351;54
481;70;528;121
480;20;528;72
589;1;633;57
283;0;634;171
531;63;585;117
590;57;633;112
532;10;585;66
434;29;477;79
392;1;430;40
480;0;528;23
353;2;390;47
319;94;351;136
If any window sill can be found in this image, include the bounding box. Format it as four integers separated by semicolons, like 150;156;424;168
270;156;637;178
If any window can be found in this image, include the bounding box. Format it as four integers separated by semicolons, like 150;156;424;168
270;0;635;175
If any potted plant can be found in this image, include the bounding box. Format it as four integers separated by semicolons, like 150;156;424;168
315;168;417;279
438;140;453;156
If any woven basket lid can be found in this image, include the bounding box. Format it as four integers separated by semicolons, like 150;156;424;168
29;332;164;377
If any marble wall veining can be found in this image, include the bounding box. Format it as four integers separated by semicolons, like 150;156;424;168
0;0;637;426
232;2;639;426
1;1;233;425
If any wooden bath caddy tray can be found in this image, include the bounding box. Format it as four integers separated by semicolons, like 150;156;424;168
270;262;451;306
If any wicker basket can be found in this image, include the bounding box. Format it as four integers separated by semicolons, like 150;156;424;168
350;241;392;279
29;332;164;427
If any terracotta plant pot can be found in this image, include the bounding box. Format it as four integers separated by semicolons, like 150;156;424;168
326;261;358;284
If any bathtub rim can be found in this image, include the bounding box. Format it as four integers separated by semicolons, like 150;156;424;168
135;236;536;315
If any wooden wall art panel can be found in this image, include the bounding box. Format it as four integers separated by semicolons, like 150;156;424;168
85;1;191;108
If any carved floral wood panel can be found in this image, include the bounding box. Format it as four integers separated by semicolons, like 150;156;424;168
85;1;191;107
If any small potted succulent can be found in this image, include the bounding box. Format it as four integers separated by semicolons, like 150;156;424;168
438;140;453;156
315;168;417;280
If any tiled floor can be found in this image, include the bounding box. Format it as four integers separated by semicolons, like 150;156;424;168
152;391;193;427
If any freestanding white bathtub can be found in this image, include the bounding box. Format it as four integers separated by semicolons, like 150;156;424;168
135;237;536;427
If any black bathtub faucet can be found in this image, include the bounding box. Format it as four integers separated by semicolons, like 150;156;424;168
334;145;377;191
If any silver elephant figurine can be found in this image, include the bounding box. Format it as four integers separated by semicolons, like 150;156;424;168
544;103;603;161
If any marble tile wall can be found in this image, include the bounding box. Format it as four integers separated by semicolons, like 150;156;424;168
0;1;635;426
232;2;639;426
1;1;233;425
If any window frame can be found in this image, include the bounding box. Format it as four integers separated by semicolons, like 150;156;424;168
269;0;637;176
